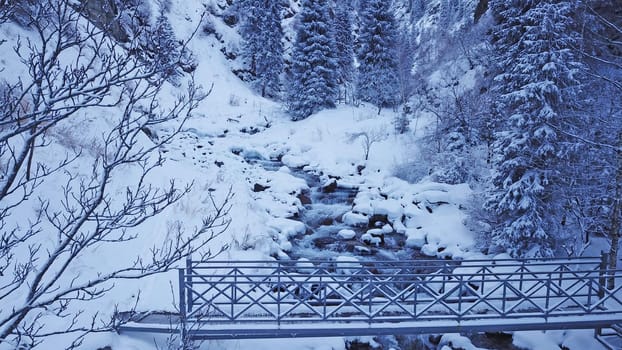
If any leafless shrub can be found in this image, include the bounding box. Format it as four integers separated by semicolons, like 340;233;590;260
0;1;230;348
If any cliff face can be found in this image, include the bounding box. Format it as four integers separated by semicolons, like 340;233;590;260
80;0;129;42
400;0;488;66
9;0;152;42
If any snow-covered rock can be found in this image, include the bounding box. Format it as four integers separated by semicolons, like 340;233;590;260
266;217;306;237
337;229;356;240
373;198;404;222
393;220;407;234
281;154;308;168
342;212;368;227
361;233;382;246
405;228;427;248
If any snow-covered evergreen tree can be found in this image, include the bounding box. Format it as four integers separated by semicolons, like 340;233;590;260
286;0;339;120
333;0;355;103
238;0;284;98
237;0;262;67
396;29;415;105
149;12;180;79
485;0;584;257
356;0;401;112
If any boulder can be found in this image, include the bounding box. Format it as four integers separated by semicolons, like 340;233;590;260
368;214;388;228
253;183;270;192
337;229;356;240
321;178;338;193
361;233;381;246
342;212;368;227
297;192;312;205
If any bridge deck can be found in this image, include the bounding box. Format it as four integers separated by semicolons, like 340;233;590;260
119;313;622;340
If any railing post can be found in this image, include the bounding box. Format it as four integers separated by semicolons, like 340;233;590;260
519;261;525;291
502;279;507;316
480;268;485;294
232;267;237;318
599;252;609;299
458;275;463;320
277;262;281;325
321;272;327;321
179;268;187;346
368;273;373;323
557;263;564;294
595;253;609;342
442;263;448;294
413;276;418;318
186;256;193;315
545;272;551;317
587;264;594;310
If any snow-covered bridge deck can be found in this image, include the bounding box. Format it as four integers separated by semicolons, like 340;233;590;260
120;256;622;340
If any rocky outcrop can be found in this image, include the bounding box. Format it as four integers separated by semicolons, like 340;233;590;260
79;0;129;42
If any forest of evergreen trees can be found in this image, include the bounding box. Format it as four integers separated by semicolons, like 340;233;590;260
233;0;621;261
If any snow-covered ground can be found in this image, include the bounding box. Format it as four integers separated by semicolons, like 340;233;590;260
0;0;613;349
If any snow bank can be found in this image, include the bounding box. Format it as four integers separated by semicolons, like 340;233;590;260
342;177;476;259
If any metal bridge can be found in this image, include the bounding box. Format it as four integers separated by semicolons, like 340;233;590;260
120;255;622;345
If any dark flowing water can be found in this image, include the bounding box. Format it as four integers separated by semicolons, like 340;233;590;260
248;157;417;261
246;156;520;350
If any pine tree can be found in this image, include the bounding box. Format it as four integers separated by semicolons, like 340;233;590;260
485;0;584;257
356;0;401;113
238;0;284;98
150;12;180;79
237;0;262;70
333;0;355;103
287;0;339;120
396;29;415;105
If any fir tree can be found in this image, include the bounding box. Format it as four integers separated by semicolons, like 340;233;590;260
237;0;262;70
238;0;284;97
333;0;355;103
150;12;180;79
356;0;401;113
485;0;584;257
287;0;339;120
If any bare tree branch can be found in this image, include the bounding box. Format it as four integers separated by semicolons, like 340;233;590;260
0;1;229;347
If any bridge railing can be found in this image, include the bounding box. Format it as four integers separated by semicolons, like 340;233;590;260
178;256;622;326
